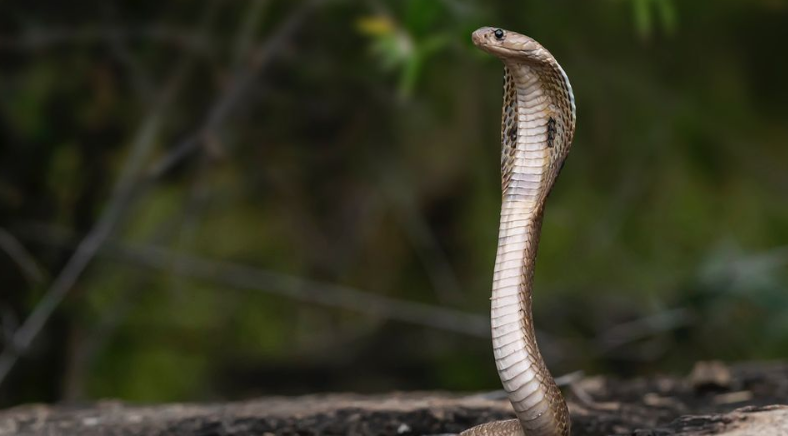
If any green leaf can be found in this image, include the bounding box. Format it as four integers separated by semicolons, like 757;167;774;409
633;0;653;39
655;0;678;36
398;53;422;99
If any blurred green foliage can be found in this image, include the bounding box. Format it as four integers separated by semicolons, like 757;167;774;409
1;0;787;407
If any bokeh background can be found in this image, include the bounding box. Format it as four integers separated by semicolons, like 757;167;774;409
1;0;787;408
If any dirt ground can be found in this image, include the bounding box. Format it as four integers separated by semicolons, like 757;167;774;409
1;361;787;435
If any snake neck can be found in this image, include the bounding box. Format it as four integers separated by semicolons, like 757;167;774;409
490;64;570;436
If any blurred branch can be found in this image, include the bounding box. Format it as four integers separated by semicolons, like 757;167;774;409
118;243;491;337
147;0;327;179
591;246;788;358
0;0;329;388
596;307;695;352
61;271;139;401
106;32;157;103
0;306;18;351
0;2;224;388
0;26;213;54
381;169;465;304
166;0;273;295
19;224;491;338
231;0;271;68
0;76;184;387
0;227;47;287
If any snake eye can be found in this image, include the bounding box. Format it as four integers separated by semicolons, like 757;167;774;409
494;29;504;40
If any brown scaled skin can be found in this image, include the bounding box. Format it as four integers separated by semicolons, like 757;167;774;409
460;27;576;436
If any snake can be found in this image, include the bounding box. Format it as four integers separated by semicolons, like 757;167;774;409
460;27;576;436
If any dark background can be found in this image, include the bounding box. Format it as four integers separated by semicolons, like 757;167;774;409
1;0;787;408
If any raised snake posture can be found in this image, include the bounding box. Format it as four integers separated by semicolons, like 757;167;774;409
460;27;576;436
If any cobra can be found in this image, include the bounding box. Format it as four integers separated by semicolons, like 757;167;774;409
460;27;576;436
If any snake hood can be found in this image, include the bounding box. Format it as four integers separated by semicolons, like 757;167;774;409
473;27;577;123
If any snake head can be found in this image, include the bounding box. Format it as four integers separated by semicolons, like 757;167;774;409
471;27;547;63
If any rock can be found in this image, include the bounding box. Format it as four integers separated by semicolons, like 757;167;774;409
689;360;733;393
632;405;788;436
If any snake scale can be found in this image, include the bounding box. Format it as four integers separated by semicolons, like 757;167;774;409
460;27;576;436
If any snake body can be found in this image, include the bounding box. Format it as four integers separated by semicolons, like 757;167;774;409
461;27;576;436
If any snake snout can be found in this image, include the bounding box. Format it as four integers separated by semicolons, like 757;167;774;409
471;27;496;47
